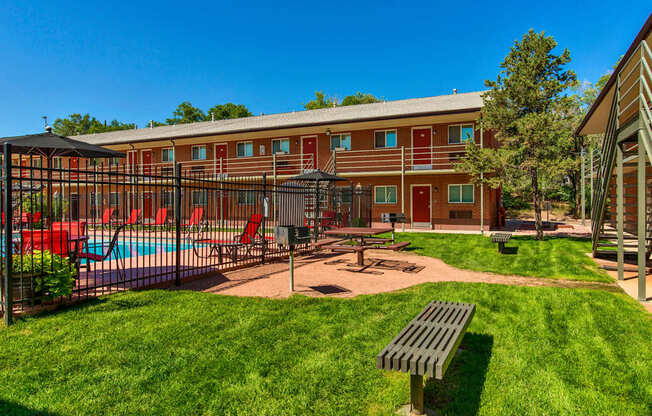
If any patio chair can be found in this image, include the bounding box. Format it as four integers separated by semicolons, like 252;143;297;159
192;213;269;263
115;209;141;227
151;207;170;230
182;207;205;232
89;208;116;229
21;229;83;275
77;225;126;276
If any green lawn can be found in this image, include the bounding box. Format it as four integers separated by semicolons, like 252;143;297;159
1;283;650;415
392;233;611;282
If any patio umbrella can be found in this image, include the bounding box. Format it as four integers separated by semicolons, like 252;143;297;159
0;127;126;223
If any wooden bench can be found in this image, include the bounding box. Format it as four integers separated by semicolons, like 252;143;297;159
314;238;345;249
376;301;475;415
490;232;512;253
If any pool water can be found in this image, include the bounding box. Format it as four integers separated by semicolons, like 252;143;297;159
85;239;192;262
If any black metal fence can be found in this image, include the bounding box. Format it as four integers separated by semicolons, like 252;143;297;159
0;148;371;323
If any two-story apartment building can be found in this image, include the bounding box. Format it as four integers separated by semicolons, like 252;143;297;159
73;90;500;230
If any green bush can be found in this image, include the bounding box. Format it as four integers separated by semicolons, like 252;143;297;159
21;192;68;221
11;250;76;299
502;193;529;210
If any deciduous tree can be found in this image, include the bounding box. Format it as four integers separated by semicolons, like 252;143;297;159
165;102;206;125
205;103;252;120
53;114;135;136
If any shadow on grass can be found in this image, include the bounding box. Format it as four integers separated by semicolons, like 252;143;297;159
424;333;493;415
0;400;62;416
501;246;518;255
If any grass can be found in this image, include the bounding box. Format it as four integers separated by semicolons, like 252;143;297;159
391;233;611;282
1;283;650;415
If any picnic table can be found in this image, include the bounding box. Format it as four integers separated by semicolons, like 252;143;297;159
377;301;475;415
322;227;408;267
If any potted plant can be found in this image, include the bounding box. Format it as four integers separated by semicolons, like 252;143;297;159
10;250;76;304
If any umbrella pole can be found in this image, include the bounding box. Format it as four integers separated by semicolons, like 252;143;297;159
47;157;52;225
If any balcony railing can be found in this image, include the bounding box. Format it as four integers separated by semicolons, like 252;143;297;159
325;144;467;175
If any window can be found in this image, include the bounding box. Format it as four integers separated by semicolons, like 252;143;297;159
161;190;173;207
237;190;256;205
109;192;120;206
448;184;474;203
192;190;208;205
375;185;397;204
330;133;351;151
448;124;474;144
374;130;397;148
110;157;120;166
272;139;290;154
32;158;42;168
192;145;207;160
162;148;174;162
237;142;253;157
52;157;63;169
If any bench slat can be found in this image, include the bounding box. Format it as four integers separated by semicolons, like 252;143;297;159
376;301;475;379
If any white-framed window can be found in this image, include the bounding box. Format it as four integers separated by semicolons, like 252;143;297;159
52;157;63;169
237;190;256;205
161;190;173;207
109;192;120;206
192;190;208;205
448;184;474;203
110;157;120;166
237;142;253;157
31;158;42;168
374;130;397;148
448;124;474;144
374;185;397;204
162;148;174;162
272;138;290;154
330;133;351;151
192;145;207;160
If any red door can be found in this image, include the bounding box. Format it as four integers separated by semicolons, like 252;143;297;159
127;151;137;174
214;144;228;175
141;150;152;175
412;186;431;224
302;137;317;171
143;192;153;219
70;157;79;180
412;128;431;168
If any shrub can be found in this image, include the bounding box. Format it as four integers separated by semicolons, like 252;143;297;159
22;192;68;221
11;250;76;299
502;193;529;210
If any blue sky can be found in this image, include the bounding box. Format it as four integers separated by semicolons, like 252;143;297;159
0;1;649;136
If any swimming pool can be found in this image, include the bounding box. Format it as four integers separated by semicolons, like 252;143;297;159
85;239;193;261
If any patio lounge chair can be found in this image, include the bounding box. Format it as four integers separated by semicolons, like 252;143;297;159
192;213;269;264
182;207;205;232
151;207;170;230
115;209;141;227
89;208;116;229
77;225;126;276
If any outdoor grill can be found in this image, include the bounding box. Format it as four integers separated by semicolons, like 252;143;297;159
381;213;406;242
274;225;311;247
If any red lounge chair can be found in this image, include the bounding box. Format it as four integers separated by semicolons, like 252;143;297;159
116;209;141;226
193;213;269;263
182;207;204;232
151;208;170;229
90;208;116;229
77;225;126;277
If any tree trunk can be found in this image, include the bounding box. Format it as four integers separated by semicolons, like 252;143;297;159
531;169;544;240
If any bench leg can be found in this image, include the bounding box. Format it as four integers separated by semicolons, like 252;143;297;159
357;250;364;266
410;374;424;415
498;242;504;253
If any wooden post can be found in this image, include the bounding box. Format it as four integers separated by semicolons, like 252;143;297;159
617;144;624;281
410;374;424;415
3;143;13;325
637;133;646;301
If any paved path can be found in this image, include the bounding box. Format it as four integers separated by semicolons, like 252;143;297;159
177;248;620;299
